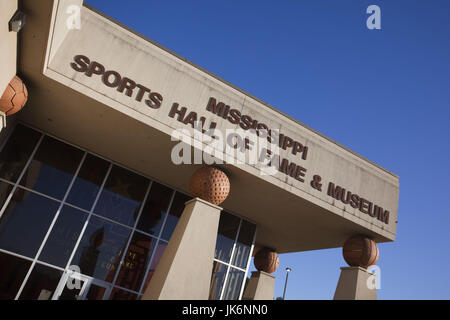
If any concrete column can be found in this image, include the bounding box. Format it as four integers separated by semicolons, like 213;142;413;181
333;266;377;300
0;0;18;94
142;197;221;300
242;271;275;300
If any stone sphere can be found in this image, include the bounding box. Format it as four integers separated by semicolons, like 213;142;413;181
254;247;279;274
343;235;379;269
189;166;230;205
0;76;28;116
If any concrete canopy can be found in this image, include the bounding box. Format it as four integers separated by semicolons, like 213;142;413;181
14;0;399;254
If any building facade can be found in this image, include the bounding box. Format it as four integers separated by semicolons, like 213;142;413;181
0;0;399;300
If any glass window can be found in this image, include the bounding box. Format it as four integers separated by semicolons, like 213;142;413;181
0;252;32;300
0;124;41;183
222;267;245;300
66;154;110;211
0;188;60;258
19;136;84;200
0;181;14;211
39;206;88;267
160;192;191;241
84;284;108;300
0;125;257;301
58;276;86;300
231;220;256;269
94;165;149;227
18;264;63;300
69;216;131;282
109;288;138;300
141;240;167;293
209;261;228;300
137;182;173;236
114;232;156;292
215;212;240;263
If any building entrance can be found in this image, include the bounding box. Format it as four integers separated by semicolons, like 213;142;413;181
0;123;256;300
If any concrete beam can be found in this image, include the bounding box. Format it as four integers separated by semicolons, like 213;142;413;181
0;0;18;93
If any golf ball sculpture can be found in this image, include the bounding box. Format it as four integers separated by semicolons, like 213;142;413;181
189;166;230;205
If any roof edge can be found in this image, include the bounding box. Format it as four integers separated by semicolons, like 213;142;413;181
82;2;399;180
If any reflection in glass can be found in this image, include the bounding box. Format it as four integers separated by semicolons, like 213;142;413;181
231;220;256;269
215;212;240;263
222;267;245;300
70;216;131;282
209;261;228;300
109;288;138;300
0;124;41;183
19;136;84;200
84;284;107;300
137;182;173;236
141;240;167;293
160;192;191;241
39;206;88;267
59;277;85;300
94;165;149;227
66;154;110;211
0;188;59;258
0;181;13;212
114;232;156;292
0;252;32;300
19;264;63;300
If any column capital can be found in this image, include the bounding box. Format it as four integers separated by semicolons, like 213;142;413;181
185;197;223;211
189;166;230;205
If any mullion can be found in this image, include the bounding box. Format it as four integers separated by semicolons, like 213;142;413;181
14;151;88;300
138;190;176;295
0;248;34;263
0;181;62;204
0;133;44;220
219;218;243;300
238;224;257;300
63;201;169;243
212;259;246;273
62;163;113;275
109;180;153;293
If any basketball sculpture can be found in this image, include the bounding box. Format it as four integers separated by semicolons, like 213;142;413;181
254;247;279;274
0;76;28;116
342;235;379;269
189;166;230;205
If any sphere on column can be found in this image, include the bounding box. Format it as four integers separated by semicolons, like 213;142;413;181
189;166;230;205
254;247;279;274
342;235;379;269
0;76;28;116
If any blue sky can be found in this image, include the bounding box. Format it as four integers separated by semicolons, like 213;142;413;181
85;0;450;299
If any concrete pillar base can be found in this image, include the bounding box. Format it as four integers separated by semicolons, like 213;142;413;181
142;197;221;300
242;271;275;300
333;266;377;300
